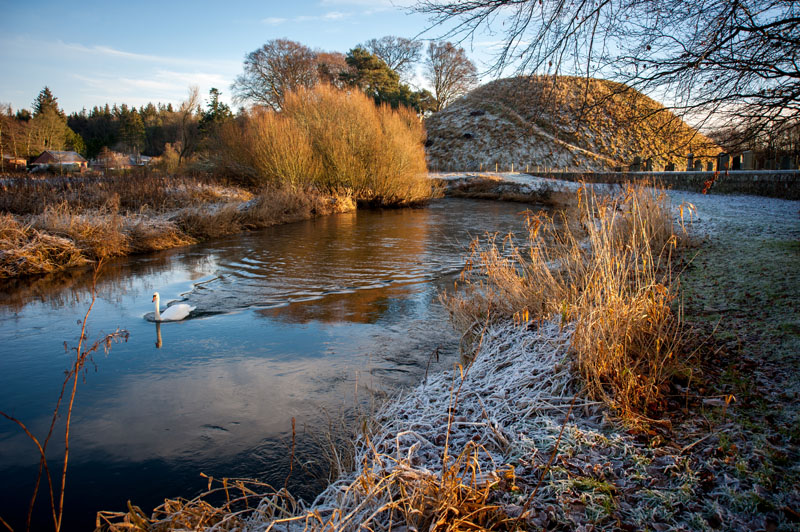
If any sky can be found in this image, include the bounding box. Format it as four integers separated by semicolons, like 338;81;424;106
0;0;499;115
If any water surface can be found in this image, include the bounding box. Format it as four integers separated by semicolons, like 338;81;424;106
0;198;537;530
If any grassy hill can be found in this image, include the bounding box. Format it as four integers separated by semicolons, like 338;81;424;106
425;76;721;172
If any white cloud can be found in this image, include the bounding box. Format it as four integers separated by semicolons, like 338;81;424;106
72;69;235;109
65;41;239;70
323;10;347;20
320;0;398;5
262;16;288;25
261;10;352;25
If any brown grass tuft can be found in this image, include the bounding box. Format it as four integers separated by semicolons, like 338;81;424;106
0;213;87;278
125;219;196;253
33;203;130;260
97;443;515;532
444;183;690;417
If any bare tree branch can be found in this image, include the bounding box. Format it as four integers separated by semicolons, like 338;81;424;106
414;0;800;138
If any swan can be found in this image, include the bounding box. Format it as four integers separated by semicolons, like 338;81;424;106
152;292;196;322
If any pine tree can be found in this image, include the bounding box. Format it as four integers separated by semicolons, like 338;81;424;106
32;86;64;118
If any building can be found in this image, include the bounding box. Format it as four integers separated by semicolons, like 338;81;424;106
1;154;27;170
31;150;88;170
91;149;152;171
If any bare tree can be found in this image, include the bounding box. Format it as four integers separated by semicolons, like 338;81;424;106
175;86;200;167
414;0;800;137
232;39;320;110
425;41;478;111
362;36;423;80
315;51;352;88
0;104;11;169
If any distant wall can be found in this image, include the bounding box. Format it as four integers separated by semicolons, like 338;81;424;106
529;170;800;200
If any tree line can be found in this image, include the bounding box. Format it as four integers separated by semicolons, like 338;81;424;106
0;36;477;169
231;36;477;113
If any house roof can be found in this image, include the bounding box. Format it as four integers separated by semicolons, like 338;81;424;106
32;150;87;165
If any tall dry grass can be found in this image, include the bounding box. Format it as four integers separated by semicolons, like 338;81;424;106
32;203;130;261
0;214;88;278
444;183;690;417
0;174;251;216
0;181;353;278
216;85;432;206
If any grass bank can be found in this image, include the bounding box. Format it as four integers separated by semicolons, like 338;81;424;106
0;174;355;279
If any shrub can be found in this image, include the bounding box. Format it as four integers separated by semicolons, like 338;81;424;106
215;85;432;206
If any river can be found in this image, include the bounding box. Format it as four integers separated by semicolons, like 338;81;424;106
0;198;538;530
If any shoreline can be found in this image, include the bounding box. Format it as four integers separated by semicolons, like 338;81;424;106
0;177;359;280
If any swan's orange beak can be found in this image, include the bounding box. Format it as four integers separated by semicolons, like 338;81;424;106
152;294;156;302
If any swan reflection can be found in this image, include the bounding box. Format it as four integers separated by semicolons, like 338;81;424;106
155;322;162;348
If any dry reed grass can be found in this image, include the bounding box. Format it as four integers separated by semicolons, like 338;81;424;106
0;213;87;278
96;477;292;532
444;182;691;417
32;203;131;261
216;85;433;206
241;188;355;230
125;219;196;253
175;187;356;241
97;448;513;532
0;175;352;278
0;174;251;216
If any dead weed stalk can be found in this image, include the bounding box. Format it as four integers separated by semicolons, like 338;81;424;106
0;262;128;531
444;183;692;417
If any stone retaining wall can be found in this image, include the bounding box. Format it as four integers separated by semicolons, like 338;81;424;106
531;170;800;200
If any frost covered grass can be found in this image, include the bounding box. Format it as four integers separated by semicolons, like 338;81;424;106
98;322;743;531
444;183;689;417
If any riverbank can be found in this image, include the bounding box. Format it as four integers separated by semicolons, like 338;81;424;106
0;174;357;278
98;178;798;530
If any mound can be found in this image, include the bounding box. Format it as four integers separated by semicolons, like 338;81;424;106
425;76;721;172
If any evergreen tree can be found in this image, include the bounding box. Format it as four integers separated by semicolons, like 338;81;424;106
32;86;64;118
199;88;233;130
343;48;435;113
119;109;146;153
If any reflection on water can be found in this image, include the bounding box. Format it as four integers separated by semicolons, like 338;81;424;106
155;322;162;348
0;199;541;531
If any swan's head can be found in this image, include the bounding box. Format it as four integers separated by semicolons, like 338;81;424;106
152;292;159;303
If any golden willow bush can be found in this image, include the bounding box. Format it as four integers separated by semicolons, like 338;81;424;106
444;184;691;417
215;85;432;206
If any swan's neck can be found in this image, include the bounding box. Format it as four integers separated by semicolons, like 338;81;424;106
154;295;161;321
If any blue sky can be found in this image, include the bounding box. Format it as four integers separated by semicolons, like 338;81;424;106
0;0;498;114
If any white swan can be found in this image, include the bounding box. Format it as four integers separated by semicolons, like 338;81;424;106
152;292;196;322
